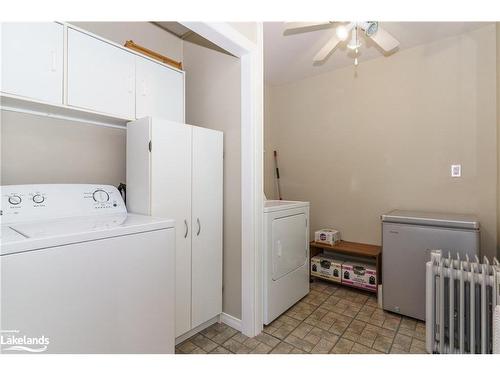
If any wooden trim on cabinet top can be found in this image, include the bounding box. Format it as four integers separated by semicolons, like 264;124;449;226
124;40;183;70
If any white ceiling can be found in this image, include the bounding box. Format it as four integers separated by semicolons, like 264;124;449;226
264;22;491;85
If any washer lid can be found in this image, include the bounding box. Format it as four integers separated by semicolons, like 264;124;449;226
264;200;309;213
1;226;26;243
381;210;480;230
1;213;174;256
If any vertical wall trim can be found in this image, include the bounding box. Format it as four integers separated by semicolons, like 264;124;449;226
496;22;500;258
181;22;264;337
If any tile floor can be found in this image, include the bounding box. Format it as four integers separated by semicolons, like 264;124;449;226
176;280;427;354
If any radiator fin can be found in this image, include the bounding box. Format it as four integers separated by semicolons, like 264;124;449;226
426;250;500;354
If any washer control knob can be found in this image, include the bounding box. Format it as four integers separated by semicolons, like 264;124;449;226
93;189;110;203
8;195;22;205
33;194;45;204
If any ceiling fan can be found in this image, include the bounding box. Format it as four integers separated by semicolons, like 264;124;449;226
284;22;400;66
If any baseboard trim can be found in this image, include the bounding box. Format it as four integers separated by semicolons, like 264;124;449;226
220;312;242;331
175;313;243;346
175;316;219;346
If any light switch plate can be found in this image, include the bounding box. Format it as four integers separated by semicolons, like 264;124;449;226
451;164;461;177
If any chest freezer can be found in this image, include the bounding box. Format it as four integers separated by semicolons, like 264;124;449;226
381;210;479;320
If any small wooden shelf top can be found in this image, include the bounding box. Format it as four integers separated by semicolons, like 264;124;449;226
310;240;381;258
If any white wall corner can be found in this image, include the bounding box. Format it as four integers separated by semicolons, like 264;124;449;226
220;312;242;332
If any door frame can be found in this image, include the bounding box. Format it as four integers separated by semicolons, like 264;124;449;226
180;22;264;337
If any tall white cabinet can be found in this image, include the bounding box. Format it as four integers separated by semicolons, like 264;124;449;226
126;117;223;338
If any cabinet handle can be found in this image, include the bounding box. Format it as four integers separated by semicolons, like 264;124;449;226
128;75;134;94
50;50;57;72
141;80;147;97
184;219;188;238
196;218;201;236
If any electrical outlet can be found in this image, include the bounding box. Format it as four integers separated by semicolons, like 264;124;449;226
451;164;461;178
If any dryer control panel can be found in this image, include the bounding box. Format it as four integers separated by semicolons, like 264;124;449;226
1;184;126;224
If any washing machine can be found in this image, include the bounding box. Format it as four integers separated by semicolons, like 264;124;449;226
1;184;176;354
263;200;310;325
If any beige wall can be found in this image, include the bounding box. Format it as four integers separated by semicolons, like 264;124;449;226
183;41;242;319
265;24;498;259
71;22;183;62
264;85;276;199
1;111;126;186
497;23;500;258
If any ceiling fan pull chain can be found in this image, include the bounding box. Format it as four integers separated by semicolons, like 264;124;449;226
354;26;359;67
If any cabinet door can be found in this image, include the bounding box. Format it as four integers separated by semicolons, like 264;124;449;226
150;120;192;337
126;117;151;216
67;29;135;119
191;126;223;328
136;57;184;122
1;22;63;104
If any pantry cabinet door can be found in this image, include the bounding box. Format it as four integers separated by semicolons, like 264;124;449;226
191;126;223;328
150;120;192;337
1;22;63;104
135;57;184;122
67;29;135;119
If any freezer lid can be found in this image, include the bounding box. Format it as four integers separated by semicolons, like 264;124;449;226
381;210;479;230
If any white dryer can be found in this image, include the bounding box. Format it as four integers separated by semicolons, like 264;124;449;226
0;184;175;354
263;200;310;325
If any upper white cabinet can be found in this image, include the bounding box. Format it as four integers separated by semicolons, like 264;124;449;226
1;22;64;104
1;23;185;125
67;29;135;119
136;57;184;122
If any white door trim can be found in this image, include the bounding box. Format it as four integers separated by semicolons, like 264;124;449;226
180;22;264;337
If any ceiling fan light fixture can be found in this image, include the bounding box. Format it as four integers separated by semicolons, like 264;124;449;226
285;20;399;65
365;21;379;37
335;25;349;41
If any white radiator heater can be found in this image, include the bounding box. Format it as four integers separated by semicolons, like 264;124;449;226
426;250;500;354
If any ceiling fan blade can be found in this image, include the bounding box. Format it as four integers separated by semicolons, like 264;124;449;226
283;22;334;35
370;27;399;52
313;34;341;63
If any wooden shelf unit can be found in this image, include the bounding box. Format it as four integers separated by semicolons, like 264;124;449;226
309;240;382;295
